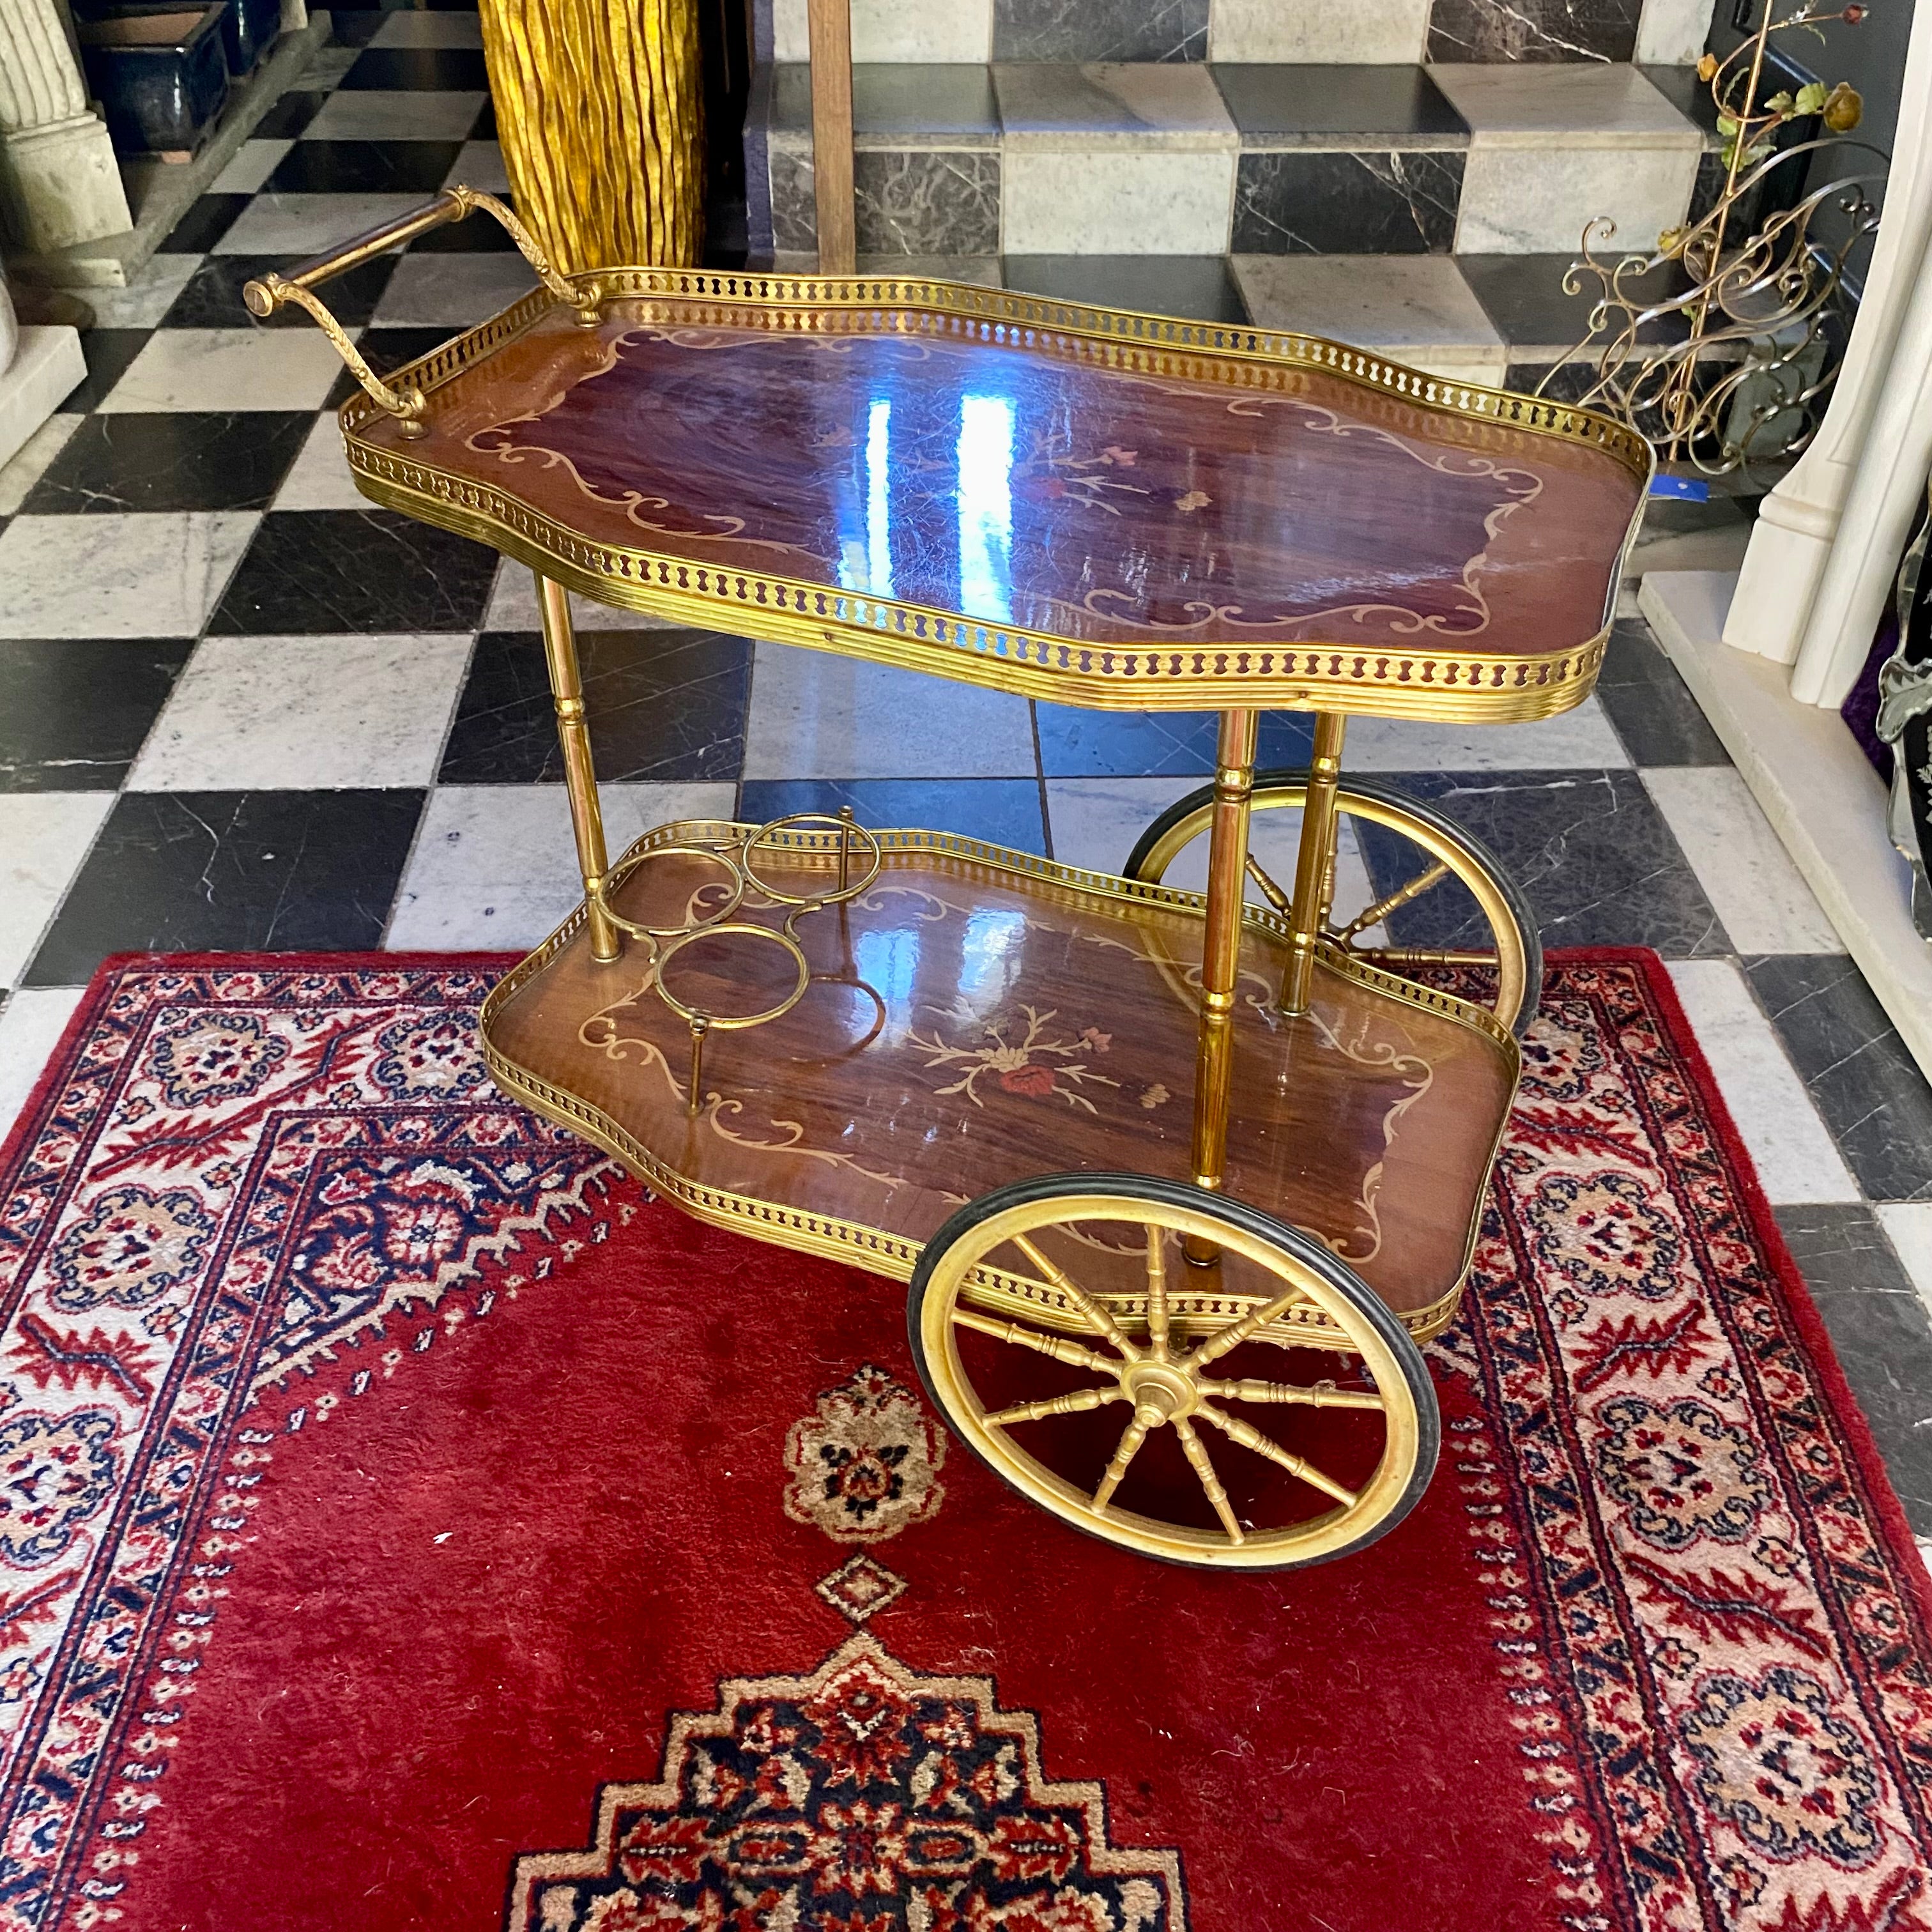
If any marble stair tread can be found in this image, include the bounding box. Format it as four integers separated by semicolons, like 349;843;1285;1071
767;64;1002;148
1458;250;1694;356
1429;62;1704;148
1002;253;1245;319
1213;62;1469;148
992;62;1238;149
1232;254;1507;381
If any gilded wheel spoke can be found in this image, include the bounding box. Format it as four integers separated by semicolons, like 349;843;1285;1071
1198;1376;1383;1411
985;1386;1127;1429
1091;1412;1153;1512
1144;1227;1171;1361
1009;1232;1140;1361
1243;852;1292;914
1197;1402;1359;1508
1358;946;1498;967
1331;860;1451;945
953;1308;1120;1377
1184;1286;1311;1372
1174;1416;1245;1544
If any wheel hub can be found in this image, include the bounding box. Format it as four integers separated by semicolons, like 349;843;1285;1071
1121;1358;1197;1425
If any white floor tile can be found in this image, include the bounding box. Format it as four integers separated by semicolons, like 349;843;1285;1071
372;10;483;45
443;139;510;194
98;328;349;413
128;634;473;792
482;559;679;632
1046;776;1383;933
1666;960;1861;1204
0;987;87;1147
1876;1205;1932;1323
743;647;1035;779
211;138;293;194
0;795;114;987
301;90;487;140
0;512;257;638
373;253;540;326
0;413;81;514
1643;765;1844;954
385;781;736;950
215;192;427;256
1339;695;1629;772
272;413;368;511
79;254;201;328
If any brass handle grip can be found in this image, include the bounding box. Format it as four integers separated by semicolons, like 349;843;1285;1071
240;185;601;431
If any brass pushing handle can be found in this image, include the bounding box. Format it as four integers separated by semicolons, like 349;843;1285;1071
240;185;603;434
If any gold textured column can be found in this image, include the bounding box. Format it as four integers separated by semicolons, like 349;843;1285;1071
1282;711;1348;1016
536;572;622;963
477;0;703;274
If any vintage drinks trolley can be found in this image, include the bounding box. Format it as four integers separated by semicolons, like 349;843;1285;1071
250;188;1651;1571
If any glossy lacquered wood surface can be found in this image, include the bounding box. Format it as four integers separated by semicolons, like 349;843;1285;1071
484;838;1517;1314
357;293;1644;670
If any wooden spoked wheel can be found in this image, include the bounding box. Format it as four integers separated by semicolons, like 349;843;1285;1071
907;1174;1438;1570
1123;771;1544;1039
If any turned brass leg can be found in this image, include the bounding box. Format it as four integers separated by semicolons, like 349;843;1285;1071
1281;712;1348;1016
1186;709;1258;1263
535;571;620;963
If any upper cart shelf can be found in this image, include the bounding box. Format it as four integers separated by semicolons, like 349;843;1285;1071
338;265;1652;720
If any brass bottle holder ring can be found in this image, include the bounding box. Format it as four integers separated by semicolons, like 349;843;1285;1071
654;922;813;1116
740;812;884;911
591;842;747;949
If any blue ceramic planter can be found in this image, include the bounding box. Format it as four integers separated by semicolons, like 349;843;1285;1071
82;0;279;80
79;6;230;159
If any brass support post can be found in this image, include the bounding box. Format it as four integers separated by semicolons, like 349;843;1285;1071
535;572;620;963
806;0;856;274
1281;711;1348;1017
1186;709;1258;1264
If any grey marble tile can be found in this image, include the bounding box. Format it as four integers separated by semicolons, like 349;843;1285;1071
1458;251;1688;355
1430;62;1702;144
1774;1203;1932;1535
1455;143;1698;252
769;63;1002;148
773;150;1002;256
1428;0;1639;61
1002;254;1244;321
1746;954;1932;1203
1212;63;1469;148
1232;150;1463;253
994;0;1207;61
1003;149;1234;254
1355;768;1728;955
1593;618;1728;765
993;61;1236;148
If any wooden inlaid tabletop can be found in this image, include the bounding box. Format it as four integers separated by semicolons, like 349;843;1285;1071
482;828;1517;1317
344;273;1652;719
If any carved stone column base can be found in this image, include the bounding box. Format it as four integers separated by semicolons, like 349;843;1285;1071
0;110;132;255
0;321;84;468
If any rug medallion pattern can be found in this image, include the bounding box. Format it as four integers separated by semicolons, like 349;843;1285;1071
0;955;1925;1928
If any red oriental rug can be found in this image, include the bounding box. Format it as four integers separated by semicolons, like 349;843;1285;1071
0;950;1928;1932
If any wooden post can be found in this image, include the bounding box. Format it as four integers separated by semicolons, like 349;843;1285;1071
806;0;855;273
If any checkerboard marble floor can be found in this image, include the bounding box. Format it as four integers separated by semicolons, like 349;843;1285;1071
4;4;1932;1543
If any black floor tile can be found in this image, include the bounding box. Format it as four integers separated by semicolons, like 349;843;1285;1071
440;629;751;783
406;210;517;252
266;139;464;195
327;8;394;44
22;413;312;514
1594;620;1728;766
209;510;498;634
162;252;401;330
252;88;332;138
1459;252;1689;351
1034;705;1312;778
0;640;194;792
993;0;1206;61
1232;151;1464;255
739;779;1046;855
1356;769;1729;956
24;790;425;985
1774;1203;1932;1534
471;98;496;141
340;46;489;88
324;328;464;407
1213;64;1469;144
1001;256;1246;323
66;330;152;413
157;194;252;253
1746;954;1932;1202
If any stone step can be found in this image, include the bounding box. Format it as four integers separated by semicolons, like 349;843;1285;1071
751;60;1721;259
752;249;1691;395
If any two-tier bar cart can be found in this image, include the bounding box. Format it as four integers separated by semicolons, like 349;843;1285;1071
249;188;1650;1570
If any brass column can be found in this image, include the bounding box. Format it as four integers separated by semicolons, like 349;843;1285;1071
1282;711;1348;1016
1187;708;1259;1256
535;572;620;963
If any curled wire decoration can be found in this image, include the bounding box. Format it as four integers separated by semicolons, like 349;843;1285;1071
1542;137;1886;481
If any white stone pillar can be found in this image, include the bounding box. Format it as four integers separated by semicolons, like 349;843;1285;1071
0;0;132;256
1722;0;1932;664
